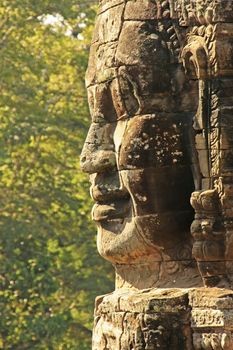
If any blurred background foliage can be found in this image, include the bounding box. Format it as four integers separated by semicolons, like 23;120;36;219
0;1;114;349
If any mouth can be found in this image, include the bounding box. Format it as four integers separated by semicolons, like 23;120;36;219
92;199;131;221
91;183;129;201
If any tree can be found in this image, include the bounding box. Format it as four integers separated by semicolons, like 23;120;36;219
0;1;114;349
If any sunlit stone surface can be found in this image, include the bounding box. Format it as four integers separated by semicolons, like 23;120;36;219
81;1;233;348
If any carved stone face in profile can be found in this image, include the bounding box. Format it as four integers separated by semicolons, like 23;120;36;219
81;0;200;288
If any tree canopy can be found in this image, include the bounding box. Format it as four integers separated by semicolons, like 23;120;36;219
0;1;114;349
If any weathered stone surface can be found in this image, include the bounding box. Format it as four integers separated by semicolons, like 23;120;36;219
93;289;192;350
81;0;233;348
124;1;158;20
93;288;233;349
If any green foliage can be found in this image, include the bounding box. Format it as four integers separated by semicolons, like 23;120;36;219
0;1;114;349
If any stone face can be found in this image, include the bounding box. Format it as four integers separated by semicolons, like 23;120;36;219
81;0;199;286
81;0;233;348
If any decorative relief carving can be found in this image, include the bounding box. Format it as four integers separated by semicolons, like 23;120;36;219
81;1;233;348
193;332;233;350
174;0;233;26
192;309;224;328
93;289;191;350
190;190;228;287
181;11;233;288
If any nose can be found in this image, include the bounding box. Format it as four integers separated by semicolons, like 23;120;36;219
80;122;116;174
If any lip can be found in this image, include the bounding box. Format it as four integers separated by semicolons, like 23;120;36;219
91;185;129;202
92;199;131;221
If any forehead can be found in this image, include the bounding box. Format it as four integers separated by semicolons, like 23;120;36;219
86;0;183;94
87;12;180;122
86;0;199;123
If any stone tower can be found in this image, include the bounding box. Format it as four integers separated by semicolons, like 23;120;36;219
81;1;233;348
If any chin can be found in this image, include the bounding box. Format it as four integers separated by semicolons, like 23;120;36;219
96;216;162;264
